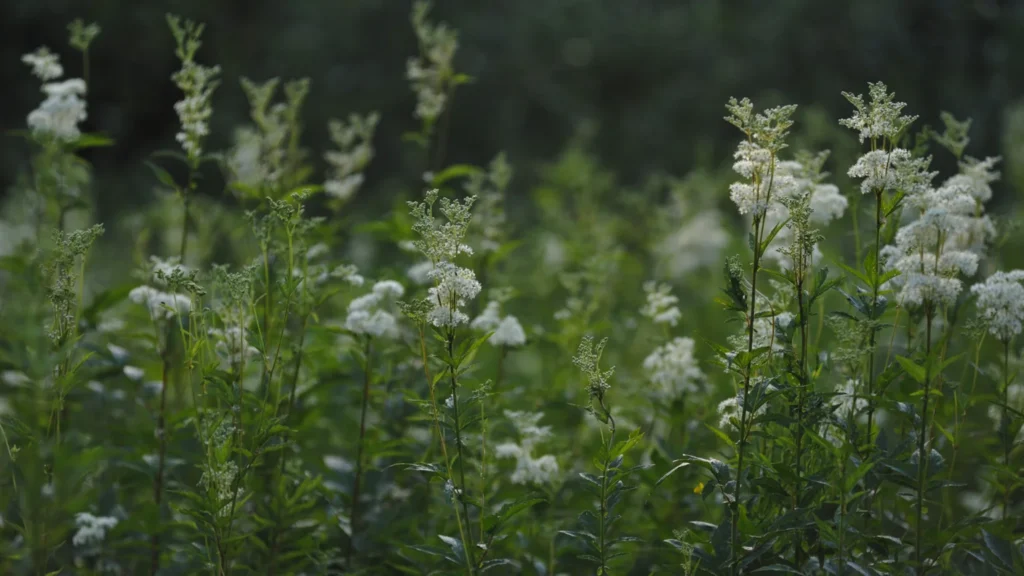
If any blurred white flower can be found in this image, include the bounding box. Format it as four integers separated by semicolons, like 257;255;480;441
73;513;118;547
643;337;704;401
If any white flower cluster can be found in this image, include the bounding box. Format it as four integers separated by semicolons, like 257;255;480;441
409;190;481;327
22;46;63;80
467;153;513;253
655;209;729;279
167;15;220;160
847;149;933;196
940;156;1000;254
839;82;918;144
640;281;681;326
833;378;867;420
22;47;87;142
971;270;1024;341
762;155;848;268
717;390;767;432
199;460;243;518
172;61;220;159
128;257;193;320
407;1;458;123
642;337;704;401
495;410;559;485
345;280;405;338
209;325;261;367
470;300;526;347
729;141;789;217
427;262;481;327
880;178;980;307
72;512;118;547
324;112;380;202
129;286;191;320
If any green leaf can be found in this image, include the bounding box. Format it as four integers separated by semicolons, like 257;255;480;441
895;356;927;384
71;132;115;149
431;164;483;186
655;462;690;487
484;496;545;533
982;529;1015;570
145;160;179;190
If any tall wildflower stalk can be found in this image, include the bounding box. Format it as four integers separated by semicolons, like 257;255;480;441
841;82;919;450
722;98;796;572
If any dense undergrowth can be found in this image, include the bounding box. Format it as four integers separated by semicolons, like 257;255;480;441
2;5;1024;575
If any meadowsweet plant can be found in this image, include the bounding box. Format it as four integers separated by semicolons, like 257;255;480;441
7;8;1024;576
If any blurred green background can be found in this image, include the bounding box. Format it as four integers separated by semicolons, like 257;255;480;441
3;0;1023;226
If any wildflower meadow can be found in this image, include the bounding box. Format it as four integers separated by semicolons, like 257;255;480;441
3;4;1024;575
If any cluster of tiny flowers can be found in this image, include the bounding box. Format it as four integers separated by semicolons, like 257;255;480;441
324;112;380;202
198;460;242;518
655;209;729;279
209;326;261;367
408;190;482;327
470;300;526;347
426;262;481;327
849;149;935;197
494;410;560;485
717;389;767;432
407;1;458;123
72;513;118;547
971;270;1024;341
129;286;191;320
22;47;87;142
172;61;220;159
839;81;918;144
128;257;194;320
22;46;63;80
167;15;220;160
642;337;704;401
345;280;405;338
467;153;513;253
833;378;868;420
729;141;788;217
880;179;980;307
640;281;682;326
762;155;848;267
941;156;1001;254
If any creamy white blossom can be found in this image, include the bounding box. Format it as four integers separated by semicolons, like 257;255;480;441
324;113;379;202
345;280;404;338
27;78;88;142
426;261;481;328
641;282;681;326
972;270;1024;341
470;301;502;332
495;410;559;485
492;315;526;347
73;513;118;547
880;181;979;307
129;286;191;319
642;337;704;401
22;47;63;80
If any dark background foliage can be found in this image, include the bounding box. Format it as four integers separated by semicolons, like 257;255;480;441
2;0;1022;220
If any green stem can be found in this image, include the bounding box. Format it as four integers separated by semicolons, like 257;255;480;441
915;307;933;575
347;337;373;566
446;330;476;568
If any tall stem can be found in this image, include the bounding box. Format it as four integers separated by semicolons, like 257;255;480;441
866;190;883;447
915;308;933;575
150;354;170;575
446;330;476;568
347;337;373;567
418;330;474;575
733;211;764;575
1003;340;1012;520
794;251;808;567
